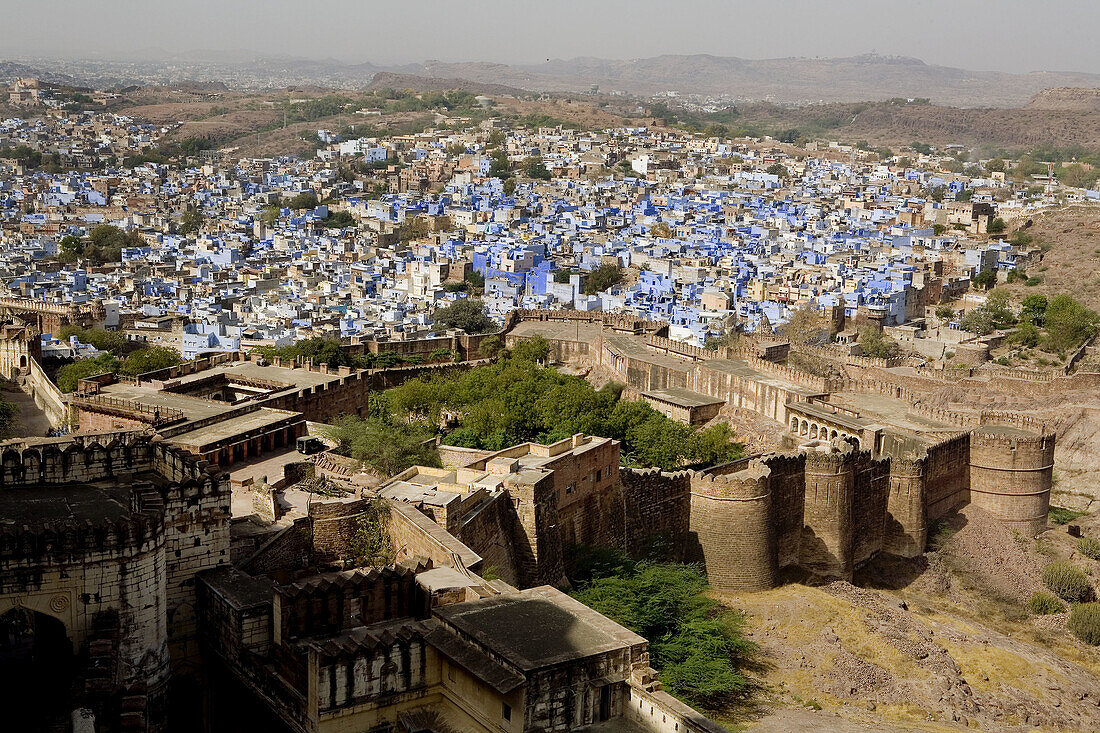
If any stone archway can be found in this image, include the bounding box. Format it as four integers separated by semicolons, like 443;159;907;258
0;606;75;730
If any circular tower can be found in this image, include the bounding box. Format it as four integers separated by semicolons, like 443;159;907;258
687;464;777;591
801;445;857;581
969;425;1055;537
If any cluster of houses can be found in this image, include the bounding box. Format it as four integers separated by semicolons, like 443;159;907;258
0;108;1081;359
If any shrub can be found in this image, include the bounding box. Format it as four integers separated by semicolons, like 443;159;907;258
1078;537;1100;561
1049;506;1086;525
1029;591;1065;615
1068;603;1100;645
1042;561;1093;603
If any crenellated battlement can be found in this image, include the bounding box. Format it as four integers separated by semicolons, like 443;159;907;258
689;463;770;500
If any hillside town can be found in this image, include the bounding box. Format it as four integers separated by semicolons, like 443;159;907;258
4;64;1100;733
1;103;1091;366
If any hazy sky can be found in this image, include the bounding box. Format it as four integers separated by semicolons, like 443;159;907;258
2;0;1099;74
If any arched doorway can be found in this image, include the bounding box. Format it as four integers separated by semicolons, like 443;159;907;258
0;607;74;731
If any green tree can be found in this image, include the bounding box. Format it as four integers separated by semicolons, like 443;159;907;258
261;204;282;226
477;334;504;358
988;217;1006;235
344;497;395;568
324;416;441;476
523;158;552;180
84;224;142;264
286;191;319;210
119;346;182;376
179;208;204;235
584;263;624;295
1044;294;1099;350
1009;322;1040;347
688;423;743;466
858;327;900;359
972;270;996;289
571;561;759;710
765;163;788;178
503;177;517;196
256;337;366;369
1020;294;1048;325
783;305;832;347
433;298;495;333
55;353;121;392
650;222;673;238
58;325;128;354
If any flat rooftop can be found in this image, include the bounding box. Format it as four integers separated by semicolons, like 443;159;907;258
380;479;462;507
433;586;644;672
0;482;132;525
508;319;605;345
644;386;725;408
200;565;275;610
829;391;956;435
165;407;299;450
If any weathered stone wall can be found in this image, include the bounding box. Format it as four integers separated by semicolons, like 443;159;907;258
884;457;927;557
273;563;428;643
852;455;891;567
800;449;857;581
924;433;972;521
620;468;692;558
308;497;372;564
389;500;482;574
0;489;170;702
507;471;565;588
150;443;231;668
455;492;520;585
759;454;806;568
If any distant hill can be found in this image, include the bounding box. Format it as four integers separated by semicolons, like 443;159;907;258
0;61;78;86
1026;88;1100;112
366;72;527;97
397;54;1100;108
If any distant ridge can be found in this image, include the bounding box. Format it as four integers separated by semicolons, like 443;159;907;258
7;54;1100;108
1026;88;1100;112
400;54;1100;108
366;71;527;97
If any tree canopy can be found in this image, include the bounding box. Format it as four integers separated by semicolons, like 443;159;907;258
571;556;760;711
379;338;743;470
584;263;624;295
324;416;441;476
433;298;495;334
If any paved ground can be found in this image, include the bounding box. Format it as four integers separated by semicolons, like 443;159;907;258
2;383;53;438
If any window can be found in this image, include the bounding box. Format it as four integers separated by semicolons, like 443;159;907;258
448;664;456;682
565;483;575;495
596;469;602;482
502;703;511;721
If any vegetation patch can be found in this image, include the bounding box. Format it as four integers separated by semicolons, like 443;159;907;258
1068;603;1100;645
380;336;743;469
1077;537;1100;561
569;552;760;712
1041;561;1093;603
1049;506;1086;525
1029;592;1065;615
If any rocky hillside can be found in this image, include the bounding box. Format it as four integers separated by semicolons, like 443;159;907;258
1026;88;1100;112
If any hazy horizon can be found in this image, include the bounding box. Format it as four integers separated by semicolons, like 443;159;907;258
2;0;1099;76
